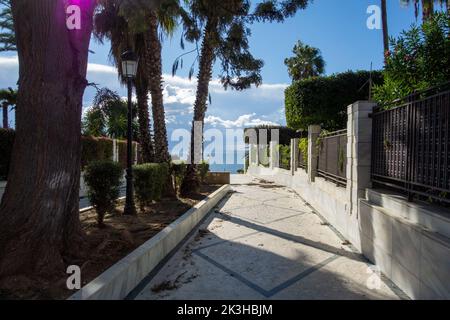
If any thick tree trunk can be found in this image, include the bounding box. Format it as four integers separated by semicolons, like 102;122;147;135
146;12;170;164
381;0;389;63
135;82;154;163
0;0;95;279
2;102;8;129
180;19;217;196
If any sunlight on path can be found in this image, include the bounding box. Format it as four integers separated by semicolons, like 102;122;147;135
130;176;407;300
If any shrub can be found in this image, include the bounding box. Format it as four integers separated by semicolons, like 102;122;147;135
118;140;137;169
373;13;450;106
285;70;383;131
81;136;113;169
278;145;291;170
198;161;210;183
133;163;169;212
172;160;187;193
0;128;15;180
298;137;308;169
84;160;123;227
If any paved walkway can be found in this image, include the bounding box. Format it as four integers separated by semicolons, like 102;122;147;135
131;177;406;300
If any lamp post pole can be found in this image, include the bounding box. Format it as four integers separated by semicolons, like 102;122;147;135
122;51;137;216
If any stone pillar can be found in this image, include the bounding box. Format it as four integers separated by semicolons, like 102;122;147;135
248;144;255;167
307;125;321;183
255;144;259;167
269;141;279;170
291;138;299;175
347;101;376;216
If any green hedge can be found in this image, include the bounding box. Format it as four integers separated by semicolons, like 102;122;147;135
198;161;210;183
285;70;383;131
0;129;14;180
172;160;187;192
133;163;169;212
84;160;123;227
0;128;139;179
81;136;113;169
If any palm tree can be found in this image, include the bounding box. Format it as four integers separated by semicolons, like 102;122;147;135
0;87;16;129
94;0;155;163
403;0;439;20
178;0;309;195
284;41;325;81
0;0;96;278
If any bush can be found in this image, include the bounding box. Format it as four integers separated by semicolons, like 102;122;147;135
0;129;15;180
84;160;123;227
285;70;383;131
81;136;113;169
373;13;450;106
133;163;169;212
279;145;291;170
244;125;300;146
172;160;187;193
298;137;308;169
198;161;210;183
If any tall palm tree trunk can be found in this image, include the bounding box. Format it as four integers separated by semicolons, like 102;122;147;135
2;102;8;129
146;12;170;164
422;0;434;21
135;82;154;163
0;0;95;278
180;19;217;196
381;0;389;63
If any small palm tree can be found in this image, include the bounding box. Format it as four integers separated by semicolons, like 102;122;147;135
284;41;325;81
0;87;17;129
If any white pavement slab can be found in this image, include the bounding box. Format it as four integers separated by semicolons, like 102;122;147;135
131;179;408;300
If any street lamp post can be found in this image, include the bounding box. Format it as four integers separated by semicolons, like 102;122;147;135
121;50;138;216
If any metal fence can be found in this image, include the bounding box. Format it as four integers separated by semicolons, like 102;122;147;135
317;129;347;187
371;85;450;204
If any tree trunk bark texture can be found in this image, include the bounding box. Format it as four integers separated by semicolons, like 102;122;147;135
381;0;389;62
2;102;8;129
135;81;154;163
0;0;95;279
146;12;170;164
180;19;217;196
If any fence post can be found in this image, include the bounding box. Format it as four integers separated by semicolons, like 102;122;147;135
291;138;299;175
270;141;279;170
248;143;255;167
307;125;321;183
347;101;376;216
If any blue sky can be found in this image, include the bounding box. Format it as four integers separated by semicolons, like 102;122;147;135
0;0;439;161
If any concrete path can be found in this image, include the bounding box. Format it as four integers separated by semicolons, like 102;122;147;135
131;177;407;300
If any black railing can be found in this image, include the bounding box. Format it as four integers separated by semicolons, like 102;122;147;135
371;85;450;205
317;129;347;187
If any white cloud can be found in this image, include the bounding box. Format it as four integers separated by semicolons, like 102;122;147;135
204;113;279;129
0;56;287;130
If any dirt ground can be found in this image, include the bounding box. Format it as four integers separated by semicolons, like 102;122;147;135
0;184;220;300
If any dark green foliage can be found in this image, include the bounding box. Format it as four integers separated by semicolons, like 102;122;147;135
0;128;14;179
82;88;139;139
0;129;137;178
117;140;137;169
81;136;114;170
172;160;187;192
298;137;308;168
284;41;325;81
198;161;210;183
373;13;450;106
285;70;383;131
84;160;123;227
133;163;169;212
279;145;291;170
